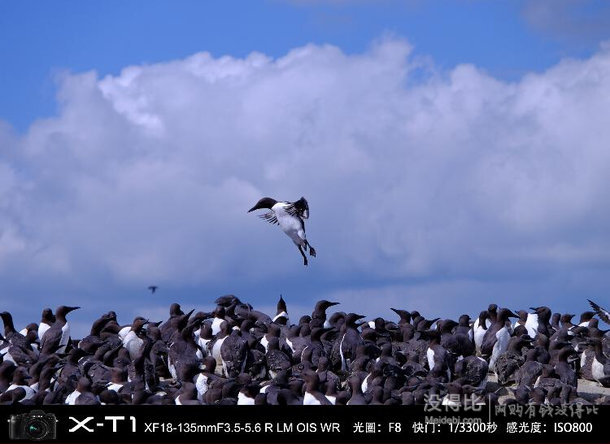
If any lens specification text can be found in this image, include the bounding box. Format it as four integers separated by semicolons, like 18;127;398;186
144;421;341;434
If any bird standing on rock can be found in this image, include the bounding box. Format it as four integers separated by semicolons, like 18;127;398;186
248;196;316;266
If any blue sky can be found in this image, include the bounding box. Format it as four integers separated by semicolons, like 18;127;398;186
1;0;610;336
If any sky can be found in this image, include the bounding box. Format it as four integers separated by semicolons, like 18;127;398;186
1;0;610;337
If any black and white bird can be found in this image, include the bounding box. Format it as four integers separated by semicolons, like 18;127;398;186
248;196;317;266
39;306;80;355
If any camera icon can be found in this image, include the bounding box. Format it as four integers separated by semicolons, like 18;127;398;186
8;410;57;441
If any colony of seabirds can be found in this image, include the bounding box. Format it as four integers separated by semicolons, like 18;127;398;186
0;296;609;406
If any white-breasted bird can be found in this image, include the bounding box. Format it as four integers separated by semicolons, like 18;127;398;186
248;196;317;266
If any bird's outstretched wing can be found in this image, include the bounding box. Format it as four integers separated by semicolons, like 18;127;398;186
284;199;309;219
588;299;610;324
284;204;299;217
258;211;278;225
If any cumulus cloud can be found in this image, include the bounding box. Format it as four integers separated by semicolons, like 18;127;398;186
2;36;610;334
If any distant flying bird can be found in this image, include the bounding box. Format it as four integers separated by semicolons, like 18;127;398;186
588;299;610;324
248;196;317;266
148;286;158;294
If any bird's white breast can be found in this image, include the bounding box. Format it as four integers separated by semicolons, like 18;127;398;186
260;336;269;352
118;325;131;341
426;348;435;371
106;383;124;393
490;327;510;370
195;374;209;401
211;318;224;336
65;390;80;405
525;313;539;338
303;391;321;406
38;323;51;341
7;384;36;400
123;331;143;360
237;392;255;405
272;203;306;245
473;326;486;352
592;357;605;381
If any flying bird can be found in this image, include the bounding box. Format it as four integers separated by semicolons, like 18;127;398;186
248;196;317;266
148;286;158;294
588;299;610;324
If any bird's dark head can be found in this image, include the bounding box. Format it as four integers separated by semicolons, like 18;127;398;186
169;303;183;316
499;308;518;320
315;300;340;311
41;308;55;321
579;311;595;322
58;306;80;316
346;313;366;325
248;197;277;212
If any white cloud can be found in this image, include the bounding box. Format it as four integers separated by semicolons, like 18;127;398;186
2;37;610;334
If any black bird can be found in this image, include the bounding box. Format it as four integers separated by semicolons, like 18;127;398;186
515;348;544;388
481;308;518;371
577;311;596;327
302;370;332;405
0;312;27;350
554;346;578;387
337;313;365;372
168;317;201;382
425;329;451;382
272;295;289;324
265;337;292;379
494;335;532;385
148;285;158;294
220;326;249;378
390;308;412;326
589;338;610;387
454;355;489;388
311;300;339;329
40;306;80;355
346;373;367;405
248;196;317;266
73;377;101;405
38;308;56;340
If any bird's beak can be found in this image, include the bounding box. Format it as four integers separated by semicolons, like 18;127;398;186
68;306;80;313
247;204;260;213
